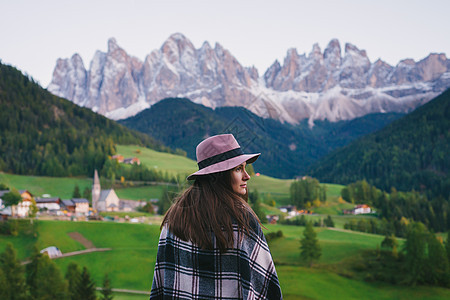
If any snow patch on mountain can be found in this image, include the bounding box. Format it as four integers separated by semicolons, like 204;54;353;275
48;34;450;125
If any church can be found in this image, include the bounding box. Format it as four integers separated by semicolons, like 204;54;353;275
92;170;120;212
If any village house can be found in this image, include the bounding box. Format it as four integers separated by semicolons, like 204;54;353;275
0;190;34;218
279;205;298;218
72;198;90;214
61;199;76;213
266;215;280;224
0;190;36;218
111;154;124;163
16;190;34;217
123;157;141;165
0;190;7;209
343;204;372;215
62;198;90;215
35;197;61;212
111;155;140;165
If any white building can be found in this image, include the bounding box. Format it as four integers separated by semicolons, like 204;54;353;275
40;246;62;258
35;197;61;211
92;170;120;212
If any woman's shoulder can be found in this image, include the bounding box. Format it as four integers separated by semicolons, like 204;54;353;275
248;211;262;231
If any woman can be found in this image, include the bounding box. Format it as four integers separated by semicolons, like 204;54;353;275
150;134;282;299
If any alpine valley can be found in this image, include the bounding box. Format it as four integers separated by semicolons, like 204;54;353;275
118;97;404;178
48;33;450;125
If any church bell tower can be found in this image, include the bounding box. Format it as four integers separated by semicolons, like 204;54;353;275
92;169;101;211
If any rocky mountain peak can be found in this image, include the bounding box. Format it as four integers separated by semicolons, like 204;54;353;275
160;33;196;66
48;53;88;107
71;53;84;65
200;41;212;52
344;43;367;57
108;38;120;53
263;60;282;87
214;42;224;54
49;35;450;125
309;43;323;60
417;53;448;81
324;39;341;69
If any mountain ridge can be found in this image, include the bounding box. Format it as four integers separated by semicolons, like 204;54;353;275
308;88;450;197
48;33;450;125
0;61;171;177
119;97;404;178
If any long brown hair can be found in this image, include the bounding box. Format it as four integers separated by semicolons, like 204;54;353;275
161;170;260;252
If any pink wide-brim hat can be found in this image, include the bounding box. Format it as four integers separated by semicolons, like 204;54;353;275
187;134;260;180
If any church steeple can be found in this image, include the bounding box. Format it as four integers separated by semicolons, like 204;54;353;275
92;169;101;211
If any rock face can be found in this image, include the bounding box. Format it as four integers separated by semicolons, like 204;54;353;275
48;34;450;124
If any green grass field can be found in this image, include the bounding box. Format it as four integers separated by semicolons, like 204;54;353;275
0;172;92;199
115;185;166;201
109;292;149;300
1;220;448;300
115;144;197;178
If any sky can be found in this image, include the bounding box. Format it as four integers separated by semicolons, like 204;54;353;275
1;0;449;87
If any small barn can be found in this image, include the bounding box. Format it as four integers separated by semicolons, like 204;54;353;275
40;246;62;258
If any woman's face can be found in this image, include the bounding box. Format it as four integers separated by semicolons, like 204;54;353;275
230;162;251;196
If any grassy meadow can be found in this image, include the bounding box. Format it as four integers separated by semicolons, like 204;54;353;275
115;144;197;178
0;144;321;204
114;185;165;201
2;144;448;299
0;172;92;199
1;220;448;300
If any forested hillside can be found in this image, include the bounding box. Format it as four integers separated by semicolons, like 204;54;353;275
0;62;170;177
309;88;450;198
119;98;402;178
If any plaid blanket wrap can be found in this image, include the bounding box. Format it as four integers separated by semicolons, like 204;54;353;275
150;219;282;299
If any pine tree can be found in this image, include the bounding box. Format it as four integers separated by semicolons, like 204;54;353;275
0;243;27;300
100;273;114;300
324;215;334;227
300;222;321;267
26;249;68;299
65;262;81;300
76;266;97;300
249;190;266;223
445;231;450;263
157;186;177;215
26;246;41;296
83;187;92;202
73;185;82;198
425;232;449;286
0;268;8;299
403;222;427;285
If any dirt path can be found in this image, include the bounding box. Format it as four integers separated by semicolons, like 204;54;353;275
68;232;95;248
95;287;150;295
327;227;406;240
21;248;112;265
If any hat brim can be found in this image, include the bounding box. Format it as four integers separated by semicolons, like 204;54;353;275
187;153;260;180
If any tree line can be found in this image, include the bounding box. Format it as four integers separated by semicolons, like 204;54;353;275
101;159;182;185
361;223;450;287
0;62;173;178
309;88;450;201
0;243;113;300
342;180;449;233
289;177;327;208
